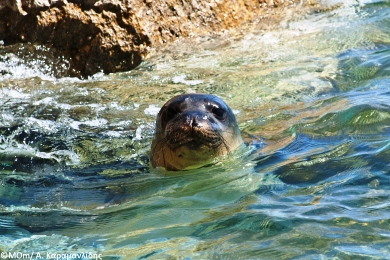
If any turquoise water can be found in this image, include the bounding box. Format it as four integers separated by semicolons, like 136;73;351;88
1;0;390;259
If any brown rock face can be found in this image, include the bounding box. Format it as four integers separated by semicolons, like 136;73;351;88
0;0;316;77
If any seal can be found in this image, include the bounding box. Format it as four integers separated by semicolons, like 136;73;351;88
150;93;243;171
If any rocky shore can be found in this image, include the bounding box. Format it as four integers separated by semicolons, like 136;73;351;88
0;0;317;78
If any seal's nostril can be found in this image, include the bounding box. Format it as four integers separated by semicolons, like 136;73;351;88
191;116;198;127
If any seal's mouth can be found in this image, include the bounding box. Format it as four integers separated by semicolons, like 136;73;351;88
166;128;223;150
172;139;204;150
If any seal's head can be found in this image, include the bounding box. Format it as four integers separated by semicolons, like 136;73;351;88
150;93;243;171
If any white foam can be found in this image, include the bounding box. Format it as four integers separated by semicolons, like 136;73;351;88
82;118;108;127
69;118;107;130
70;121;82;130
57;103;72;110
134;125;145;140
110;120;132;127
0;53;55;81
0;113;15;126
0;88;31;99
33;97;54;106
103;131;122;138
144;104;160;116
134;122;155;140
25;117;59;133
172;75;203;86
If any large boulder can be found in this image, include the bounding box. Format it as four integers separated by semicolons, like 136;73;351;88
0;0;316;77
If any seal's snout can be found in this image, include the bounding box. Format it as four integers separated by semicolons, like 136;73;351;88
187;112;205;129
165;111;218;150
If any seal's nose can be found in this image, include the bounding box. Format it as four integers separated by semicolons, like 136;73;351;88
185;112;205;129
190;115;198;128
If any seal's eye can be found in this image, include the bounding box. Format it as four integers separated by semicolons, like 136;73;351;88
211;106;227;120
163;105;180;123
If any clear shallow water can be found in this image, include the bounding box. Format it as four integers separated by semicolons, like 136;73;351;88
1;0;390;259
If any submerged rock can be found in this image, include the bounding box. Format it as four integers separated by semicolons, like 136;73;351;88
0;0;317;77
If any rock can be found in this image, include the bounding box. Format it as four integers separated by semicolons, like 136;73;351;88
0;0;317;77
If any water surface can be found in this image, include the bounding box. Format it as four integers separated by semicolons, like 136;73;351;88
1;0;390;259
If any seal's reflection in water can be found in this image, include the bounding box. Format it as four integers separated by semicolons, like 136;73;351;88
150;94;244;171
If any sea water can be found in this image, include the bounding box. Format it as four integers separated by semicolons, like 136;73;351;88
1;0;390;259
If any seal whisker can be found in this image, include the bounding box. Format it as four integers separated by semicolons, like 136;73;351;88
151;134;171;167
220;135;232;156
